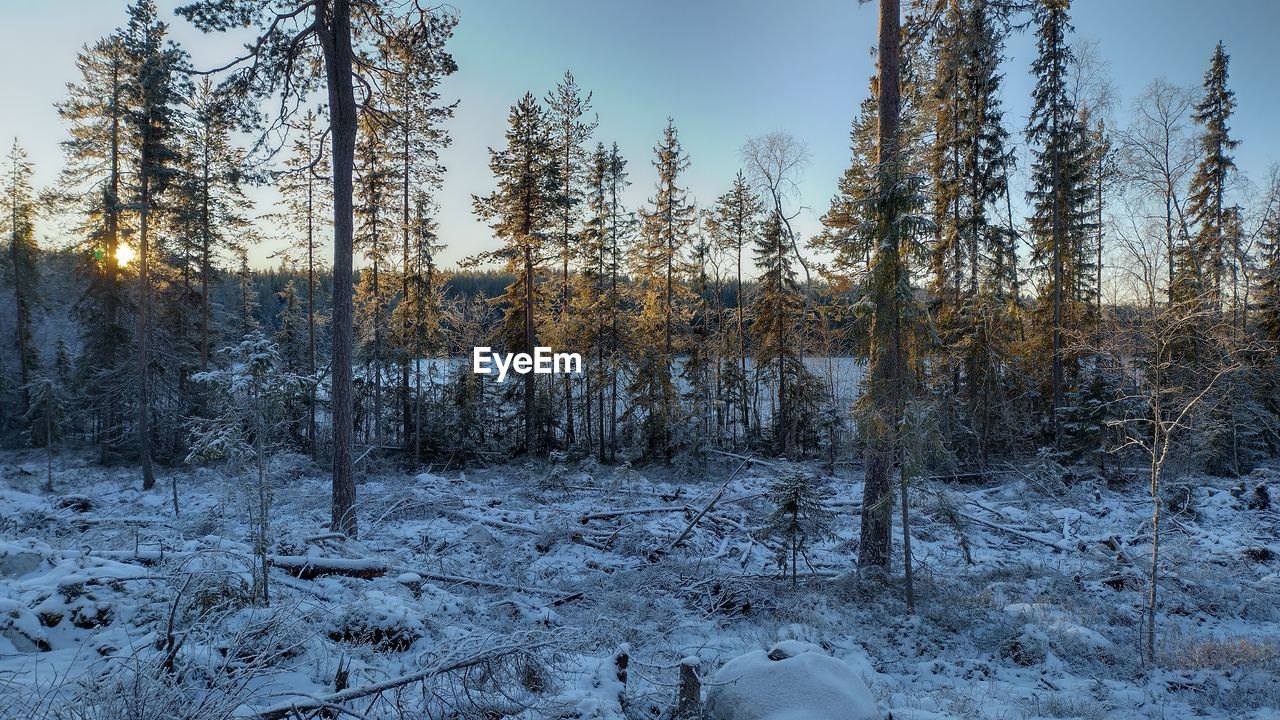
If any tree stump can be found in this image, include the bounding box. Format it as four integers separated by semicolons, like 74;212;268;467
675;657;702;719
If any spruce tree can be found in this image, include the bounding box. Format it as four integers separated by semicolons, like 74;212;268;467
753;211;817;456
579;142;631;461
759;471;835;587
395;191;446;464
928;0;1020;460
377;14;457;460
471;93;559;454
354;113;394;448
1025;0;1095;446
2;141;41;421
577;142;632;461
684;225;719;455
628;119;696;460
275;279;309;446
1185;42;1239;310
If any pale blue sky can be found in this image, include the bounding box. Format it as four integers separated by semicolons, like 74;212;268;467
2;0;1277;269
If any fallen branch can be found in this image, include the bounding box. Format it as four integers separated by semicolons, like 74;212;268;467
407;571;568;597
251;634;559;719
579;505;690;523
708;449;784;470
959;512;1068;551
667;458;750;552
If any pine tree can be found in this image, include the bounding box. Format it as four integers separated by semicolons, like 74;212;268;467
57;35;133;462
2;141;41;421
706;171;763;444
546;71;596;448
376;14;457;461
354;114;394;449
1185;42;1239;308
857;0;932;573
628;119;696;459
121;0;187;490
179;0;455;538
175;77;250;374
471;93;560;454
274;109;331;456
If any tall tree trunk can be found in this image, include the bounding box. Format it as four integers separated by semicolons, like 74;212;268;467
737;240;750;444
857;0;901;571
1050;12;1064;446
138;153;155;492
102;53;122;463
322;0;358;538
199;148;211;373
307;168;317;457
372;233;383;449
401;122;412;456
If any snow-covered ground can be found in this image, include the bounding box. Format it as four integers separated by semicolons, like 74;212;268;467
1;449;1277;718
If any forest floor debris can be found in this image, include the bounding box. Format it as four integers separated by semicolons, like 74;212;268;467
0;448;1277;718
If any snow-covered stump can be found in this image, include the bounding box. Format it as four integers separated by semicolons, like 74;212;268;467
675;656;702;719
704;641;883;720
614;644;630;709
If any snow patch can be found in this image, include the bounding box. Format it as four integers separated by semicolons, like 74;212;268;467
705;642;884;720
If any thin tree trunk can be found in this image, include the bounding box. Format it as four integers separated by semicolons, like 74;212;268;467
401;121;412;455
200;144;211;373
307;165;317;457
372;223;383;449
524;244;536;454
102;49;122;462
1147;454;1160;663
138;160;155;492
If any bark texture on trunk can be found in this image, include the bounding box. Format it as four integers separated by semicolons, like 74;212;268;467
323;0;358;538
858;0;902;571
